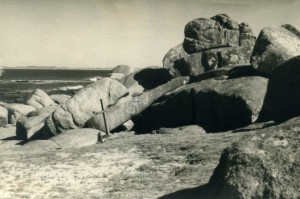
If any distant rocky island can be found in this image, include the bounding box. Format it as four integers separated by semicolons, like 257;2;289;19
0;14;299;199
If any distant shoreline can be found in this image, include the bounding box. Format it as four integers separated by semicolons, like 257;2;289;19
1;66;113;70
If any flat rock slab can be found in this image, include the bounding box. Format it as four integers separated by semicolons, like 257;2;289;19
50;128;101;149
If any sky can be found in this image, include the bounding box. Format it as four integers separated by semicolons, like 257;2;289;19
0;0;299;68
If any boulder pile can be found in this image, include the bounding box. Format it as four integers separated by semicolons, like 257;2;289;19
163;14;256;77
0;13;299;198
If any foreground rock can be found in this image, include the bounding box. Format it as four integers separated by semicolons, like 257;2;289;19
258;56;300;122
86;77;189;132
251;25;300;75
26;89;56;109
134;76;268;132
119;67;173;96
44;78;129;137
1;103;36;124
207;117;300;199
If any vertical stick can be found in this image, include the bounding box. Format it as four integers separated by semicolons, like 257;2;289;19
100;99;110;136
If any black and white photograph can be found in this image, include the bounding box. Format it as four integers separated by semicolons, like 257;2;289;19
0;0;299;198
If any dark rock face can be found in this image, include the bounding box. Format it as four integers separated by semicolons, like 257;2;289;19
119;67;174;96
163;14;256;77
183;14;255;54
134;76;268;133
164;44;254;77
207;117;300;199
251;26;300;75
258;56;300;123
282;24;300;38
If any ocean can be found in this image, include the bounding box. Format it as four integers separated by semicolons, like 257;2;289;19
0;68;111;103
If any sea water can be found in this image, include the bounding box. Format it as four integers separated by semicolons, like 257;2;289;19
0;68;111;103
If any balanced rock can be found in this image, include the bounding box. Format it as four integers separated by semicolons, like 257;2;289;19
45;78;129;136
119;67;173;96
50;94;71;104
16;105;58;140
164;14;256;77
26;89;56;109
134;76;268;132
183;14;255;54
251;25;300;75
110;65;133;80
0;106;8;127
258;56;300;122
1;103;36;124
207;116;300;199
86;77;189;132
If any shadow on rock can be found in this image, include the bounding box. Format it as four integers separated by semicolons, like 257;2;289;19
158;184;212;199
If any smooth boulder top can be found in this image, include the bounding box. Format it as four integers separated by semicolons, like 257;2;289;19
110;65;133;80
183;13;255;54
251;25;300;75
111;65;133;75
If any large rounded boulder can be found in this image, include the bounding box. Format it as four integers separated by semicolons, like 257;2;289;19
183;13;255;54
134;76;268;132
45;78;129;137
251;25;300;75
163;14;256;77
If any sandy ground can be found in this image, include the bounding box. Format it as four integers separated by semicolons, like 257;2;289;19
0;126;249;199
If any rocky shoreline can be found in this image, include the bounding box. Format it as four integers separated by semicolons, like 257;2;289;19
0;14;299;199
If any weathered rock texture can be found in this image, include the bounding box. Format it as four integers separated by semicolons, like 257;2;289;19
207;117;300;199
1;103;36;124
119;67;173;96
16;105;58;140
183;14;255;54
164;44;254;77
26;89;56;109
258;56;300;122
163;14;256;77
251;25;300;75
134;76;268;132
45;78;129;137
85;77;189;132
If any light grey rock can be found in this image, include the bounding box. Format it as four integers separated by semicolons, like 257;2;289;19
251;25;300;75
26;89;56;109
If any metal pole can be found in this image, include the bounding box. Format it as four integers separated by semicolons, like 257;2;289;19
100;99;110;136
